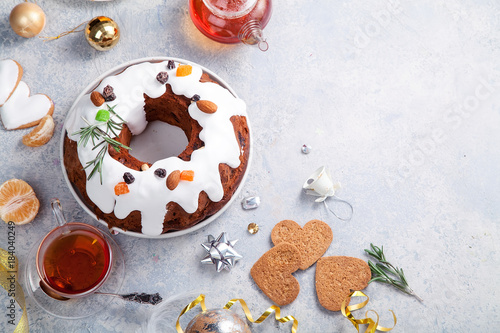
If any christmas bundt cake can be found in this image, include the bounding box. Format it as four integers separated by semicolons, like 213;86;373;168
63;59;250;236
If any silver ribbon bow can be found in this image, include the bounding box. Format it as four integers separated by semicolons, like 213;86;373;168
201;232;243;272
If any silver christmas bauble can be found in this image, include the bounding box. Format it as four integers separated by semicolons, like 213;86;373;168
185;309;251;333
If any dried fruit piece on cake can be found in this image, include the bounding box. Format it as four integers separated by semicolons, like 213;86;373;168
0;179;40;224
114;182;130;196
180;170;194;181
176;64;192;77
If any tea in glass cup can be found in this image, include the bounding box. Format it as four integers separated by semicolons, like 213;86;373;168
36;199;113;298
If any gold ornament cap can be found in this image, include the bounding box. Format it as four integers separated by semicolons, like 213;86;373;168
247;223;259;234
9;2;46;38
85;16;120;51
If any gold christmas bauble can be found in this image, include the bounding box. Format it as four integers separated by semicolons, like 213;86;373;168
9;2;46;38
85;16;120;51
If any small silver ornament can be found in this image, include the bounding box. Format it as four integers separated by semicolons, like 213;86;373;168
241;196;260;210
301;144;312;154
201;233;242;272
185;309;251;333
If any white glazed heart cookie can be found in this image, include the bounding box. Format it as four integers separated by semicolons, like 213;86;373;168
0;59;23;107
0;81;54;130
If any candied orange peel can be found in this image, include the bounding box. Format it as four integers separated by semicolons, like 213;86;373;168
176;65;192;77
114;182;130;195
180;170;195;181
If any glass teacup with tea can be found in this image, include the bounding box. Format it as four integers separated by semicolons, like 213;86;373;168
36;199;113;299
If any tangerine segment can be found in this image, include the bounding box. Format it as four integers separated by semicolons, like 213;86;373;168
0;179;40;225
22;115;55;147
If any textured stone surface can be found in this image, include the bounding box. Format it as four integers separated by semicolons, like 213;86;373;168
0;0;499;332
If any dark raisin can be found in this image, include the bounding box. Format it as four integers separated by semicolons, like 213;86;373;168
191;94;200;102
103;85;116;102
123;172;135;184
167;60;175;69
154;168;166;178
156;72;169;84
107;93;116;101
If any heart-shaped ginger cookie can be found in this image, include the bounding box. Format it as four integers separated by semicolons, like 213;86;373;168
0;59;23;106
271;219;333;270
250;243;301;306
315;256;371;311
0;81;54;130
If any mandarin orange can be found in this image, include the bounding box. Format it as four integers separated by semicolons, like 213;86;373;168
0;179;40;224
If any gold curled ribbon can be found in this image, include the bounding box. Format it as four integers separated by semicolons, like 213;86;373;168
0;247;29;333
223;298;298;333
175;294;298;333
175;294;207;332
341;291;396;333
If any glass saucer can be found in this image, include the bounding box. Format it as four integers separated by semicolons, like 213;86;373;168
22;228;125;319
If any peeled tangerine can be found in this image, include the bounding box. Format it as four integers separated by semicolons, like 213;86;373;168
0;179;40;225
22;115;55;147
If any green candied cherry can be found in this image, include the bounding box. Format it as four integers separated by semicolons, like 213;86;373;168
95;109;110;122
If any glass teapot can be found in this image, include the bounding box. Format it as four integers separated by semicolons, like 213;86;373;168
189;0;272;51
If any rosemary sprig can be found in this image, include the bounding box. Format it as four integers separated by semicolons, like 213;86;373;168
364;243;423;302
72;104;131;184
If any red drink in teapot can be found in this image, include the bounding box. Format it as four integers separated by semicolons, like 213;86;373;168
189;0;272;50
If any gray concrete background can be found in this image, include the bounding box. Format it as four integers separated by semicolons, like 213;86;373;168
0;0;499;332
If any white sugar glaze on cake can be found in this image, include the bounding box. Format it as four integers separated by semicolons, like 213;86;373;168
65;61;246;236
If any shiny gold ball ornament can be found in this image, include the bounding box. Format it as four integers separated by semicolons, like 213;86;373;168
84;16;120;51
247;222;259;234
9;2;46;38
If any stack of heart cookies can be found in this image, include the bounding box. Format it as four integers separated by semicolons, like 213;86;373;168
251;219;371;311
0;59;55;146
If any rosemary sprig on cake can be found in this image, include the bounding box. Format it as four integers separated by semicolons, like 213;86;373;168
364;243;423;301
72;104;131;184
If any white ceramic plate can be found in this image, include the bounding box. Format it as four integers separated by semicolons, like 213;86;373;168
60;57;252;239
